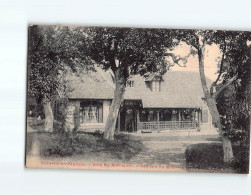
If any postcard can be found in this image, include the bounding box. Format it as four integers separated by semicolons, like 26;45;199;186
26;25;250;173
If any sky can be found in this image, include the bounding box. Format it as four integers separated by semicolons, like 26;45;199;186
170;42;221;82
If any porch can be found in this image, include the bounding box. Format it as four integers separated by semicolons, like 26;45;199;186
118;105;202;133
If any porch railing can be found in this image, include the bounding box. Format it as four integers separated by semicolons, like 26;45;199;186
137;121;198;131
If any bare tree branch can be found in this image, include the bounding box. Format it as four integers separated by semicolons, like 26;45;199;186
212;75;238;99
164;53;187;67
108;39;118;73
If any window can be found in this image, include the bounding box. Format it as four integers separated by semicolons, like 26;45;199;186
126;80;134;87
152;80;160;92
80;102;103;123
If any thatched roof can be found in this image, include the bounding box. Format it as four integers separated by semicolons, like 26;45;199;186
68;68;212;109
67;69;114;99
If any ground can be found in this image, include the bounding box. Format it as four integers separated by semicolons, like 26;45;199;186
26;118;248;173
127;133;221;169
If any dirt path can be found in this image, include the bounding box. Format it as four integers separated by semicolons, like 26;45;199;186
128;134;221;169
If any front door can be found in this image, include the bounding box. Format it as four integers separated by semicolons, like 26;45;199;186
120;107;137;132
125;107;137;132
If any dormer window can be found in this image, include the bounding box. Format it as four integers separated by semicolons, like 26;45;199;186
152;80;160;92
144;73;162;92
126;80;134;87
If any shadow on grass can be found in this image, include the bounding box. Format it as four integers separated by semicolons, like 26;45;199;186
26;132;145;162
185;143;249;174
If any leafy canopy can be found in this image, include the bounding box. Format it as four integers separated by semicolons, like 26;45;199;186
82;27;177;77
27;25;91;101
174;29;251;138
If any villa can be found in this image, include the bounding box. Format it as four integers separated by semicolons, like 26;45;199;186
61;68;215;133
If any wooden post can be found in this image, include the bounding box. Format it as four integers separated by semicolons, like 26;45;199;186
136;110;140;133
178;109;181;129
193;109;196;128
156;110;160;132
198;109;201;131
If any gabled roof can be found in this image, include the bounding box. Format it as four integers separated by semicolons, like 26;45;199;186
67;69;114;99
124;71;212;108
68;68;212;109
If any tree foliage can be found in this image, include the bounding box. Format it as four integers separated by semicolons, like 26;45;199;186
216;32;251;142
28;26;250;142
28;25;63;101
172;29;250;162
175;29;250;138
27;25;91;102
82;27;177;78
75;27;178;139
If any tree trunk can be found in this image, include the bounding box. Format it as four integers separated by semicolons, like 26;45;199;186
43;100;54;132
197;43;234;162
205;95;234;162
104;68;126;140
222;137;234;162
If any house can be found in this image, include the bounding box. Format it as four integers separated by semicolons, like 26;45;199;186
63;68;215;133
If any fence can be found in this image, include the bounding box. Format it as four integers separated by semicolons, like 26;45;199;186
137;121;198;131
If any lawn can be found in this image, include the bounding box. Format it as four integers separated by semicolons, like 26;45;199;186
26;131;145;163
26;117;145;163
26;118;249;173
185;143;249;174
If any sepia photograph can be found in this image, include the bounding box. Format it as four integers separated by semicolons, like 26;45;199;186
1;0;251;194
25;25;250;174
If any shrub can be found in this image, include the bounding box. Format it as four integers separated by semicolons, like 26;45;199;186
39;132;98;157
185;143;249;173
231;146;249;174
27;132;145;161
185;144;224;170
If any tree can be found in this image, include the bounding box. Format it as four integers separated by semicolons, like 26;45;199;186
81;27;176;140
28;25;61;131
27;25;90;132
216;32;251;145
175;29;251;162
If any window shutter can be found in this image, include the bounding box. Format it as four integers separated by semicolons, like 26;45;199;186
98;104;103;123
201;110;208;123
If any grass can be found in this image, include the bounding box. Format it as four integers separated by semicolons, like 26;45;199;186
27;117;249;172
26;132;145;162
27;117;145;162
185;143;249;174
27;117;63;132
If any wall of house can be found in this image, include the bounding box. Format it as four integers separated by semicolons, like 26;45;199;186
65;100;80;131
102;100;111;125
200;103;214;132
65;99;214;133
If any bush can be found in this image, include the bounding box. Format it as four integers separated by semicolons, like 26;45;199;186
185;143;249;173
27;132;145;161
38;132;98;157
185;144;225;170
231;146;249;174
225;129;247;143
